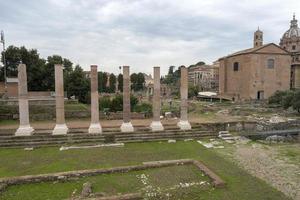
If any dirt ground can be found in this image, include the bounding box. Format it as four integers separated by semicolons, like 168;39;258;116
215;141;300;200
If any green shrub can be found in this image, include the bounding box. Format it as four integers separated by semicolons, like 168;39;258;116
99;96;112;111
134;103;152;115
282;91;294;109
188;85;199;98
268;90;289;105
130;95;138;111
110;95;123;112
292;90;300;113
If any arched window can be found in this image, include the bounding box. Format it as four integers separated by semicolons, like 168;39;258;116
267;59;274;69
233;62;239;71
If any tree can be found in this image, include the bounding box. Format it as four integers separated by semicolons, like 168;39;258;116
130;73;145;92
196;61;205;66
98;72;108;93
137;73;145;91
65;65;89;103
1;46;47;90
168;66;175;75
188;85;199;98
110;94;123;112
117;74;123;92
108;73;116;93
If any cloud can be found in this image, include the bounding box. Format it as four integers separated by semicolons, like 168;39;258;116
0;0;299;75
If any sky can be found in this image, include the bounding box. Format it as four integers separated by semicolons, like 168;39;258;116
0;0;299;75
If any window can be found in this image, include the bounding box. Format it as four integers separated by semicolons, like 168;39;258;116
292;45;296;50
233;62;239;71
267;59;275;69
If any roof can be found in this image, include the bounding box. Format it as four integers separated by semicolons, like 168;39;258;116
282;14;300;39
198;91;217;97
219;43;289;60
6;77;18;83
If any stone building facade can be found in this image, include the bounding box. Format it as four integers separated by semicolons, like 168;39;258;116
279;14;300;89
188;63;219;92
219;41;291;101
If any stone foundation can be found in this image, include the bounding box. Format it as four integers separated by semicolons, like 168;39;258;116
0;159;225;192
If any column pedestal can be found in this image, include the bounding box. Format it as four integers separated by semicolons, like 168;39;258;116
88;123;102;134
53;124;68;135
121;122;134;132
177;120;191;130
15;125;34;136
150;121;164;131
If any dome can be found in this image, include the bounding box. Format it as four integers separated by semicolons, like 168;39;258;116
282;14;300;38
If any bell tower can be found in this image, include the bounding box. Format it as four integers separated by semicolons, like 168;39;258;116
254;27;263;48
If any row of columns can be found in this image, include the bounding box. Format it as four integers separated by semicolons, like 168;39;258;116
15;64;191;136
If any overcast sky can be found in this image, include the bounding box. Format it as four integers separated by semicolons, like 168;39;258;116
0;0;298;75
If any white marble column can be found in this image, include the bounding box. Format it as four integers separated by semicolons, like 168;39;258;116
88;65;102;134
150;67;164;131
15;64;34;136
52;64;68;135
177;66;191;130
120;66;134;132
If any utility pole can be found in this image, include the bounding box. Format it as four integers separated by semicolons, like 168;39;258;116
0;30;7;97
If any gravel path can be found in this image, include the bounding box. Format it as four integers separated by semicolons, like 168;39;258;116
232;143;300;200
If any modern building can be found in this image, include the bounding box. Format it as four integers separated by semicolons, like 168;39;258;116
219;29;291;101
279;14;300;89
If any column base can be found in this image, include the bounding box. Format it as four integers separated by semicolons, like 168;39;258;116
120;122;134;132
15;125;34;136
150;121;164;131
52;124;68;135
88;123;102;134
177;120;191;130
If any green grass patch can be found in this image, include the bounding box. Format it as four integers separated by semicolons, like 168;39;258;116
0;141;291;200
1;165;211;200
65;103;89;111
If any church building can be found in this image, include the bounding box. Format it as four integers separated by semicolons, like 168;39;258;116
218;15;300;101
280;14;300;89
219;41;291;101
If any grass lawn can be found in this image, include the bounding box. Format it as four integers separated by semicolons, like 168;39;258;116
0;141;291;200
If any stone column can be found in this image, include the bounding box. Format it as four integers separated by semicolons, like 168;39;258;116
177;66;191;130
150;67;164;131
52;64;68;135
15;64;34;136
120;66;134;132
88;65;102;134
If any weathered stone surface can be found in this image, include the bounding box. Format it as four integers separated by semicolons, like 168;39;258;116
0;159;225;191
81;182;92;197
150;67;164;132
88;65;102;134
177;66;191;130
53;64;68;135
15;64;34;136
121;66;134;132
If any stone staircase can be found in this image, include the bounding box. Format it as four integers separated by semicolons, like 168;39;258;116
0;125;218;148
218;131;237;143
